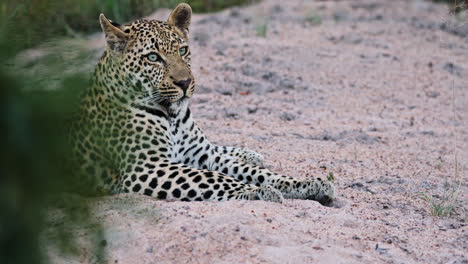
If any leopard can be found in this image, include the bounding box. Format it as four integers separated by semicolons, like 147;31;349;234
68;3;335;205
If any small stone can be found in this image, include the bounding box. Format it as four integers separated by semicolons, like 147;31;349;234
425;91;440;98
247;106;258;114
262;71;275;80
375;243;390;255
421;130;435;136
279;78;295;89
346;181;375;194
220;90;233;96
356;132;378;144
340;32;363;44
223;108;240;119
241;65;256;76
279;112;296;121
443;62;463;76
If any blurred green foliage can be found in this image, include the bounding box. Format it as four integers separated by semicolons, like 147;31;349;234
1;41;105;263
1;0;252;51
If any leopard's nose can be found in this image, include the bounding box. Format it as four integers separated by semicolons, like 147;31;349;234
174;78;191;93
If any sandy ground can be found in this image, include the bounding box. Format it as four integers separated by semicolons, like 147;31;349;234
42;0;468;263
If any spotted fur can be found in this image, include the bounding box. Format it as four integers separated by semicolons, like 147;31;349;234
68;3;335;204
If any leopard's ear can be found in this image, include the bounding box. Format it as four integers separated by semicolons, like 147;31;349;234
167;3;192;39
99;13;128;53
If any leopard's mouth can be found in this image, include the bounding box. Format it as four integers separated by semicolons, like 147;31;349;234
171;96;189;105
167;92;190;103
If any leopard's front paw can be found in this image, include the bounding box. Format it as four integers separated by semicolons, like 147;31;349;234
256;185;284;203
241;149;264;167
305;178;335;205
282;178;335;204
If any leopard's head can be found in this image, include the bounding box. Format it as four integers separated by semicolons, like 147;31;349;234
98;3;194;108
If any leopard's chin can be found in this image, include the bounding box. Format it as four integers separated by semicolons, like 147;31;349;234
166;97;189;117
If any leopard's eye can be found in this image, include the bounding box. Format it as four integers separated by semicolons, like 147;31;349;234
147;53;159;62
179;47;188;56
